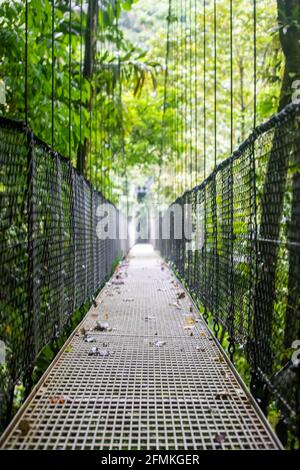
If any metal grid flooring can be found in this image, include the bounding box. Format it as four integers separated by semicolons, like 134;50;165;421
0;244;281;450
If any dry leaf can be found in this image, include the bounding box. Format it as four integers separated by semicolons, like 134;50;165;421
234;388;245;397
213;355;225;363
49;395;70;405
184;325;195;330
214;432;227;444
88;347;110;357
94;321;110;332
177;292;186;299
169;302;181;310
215;391;230;400
19;420;31;436
84;335;96;343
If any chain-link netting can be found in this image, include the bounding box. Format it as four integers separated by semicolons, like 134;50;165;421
158;103;300;445
0;117;129;428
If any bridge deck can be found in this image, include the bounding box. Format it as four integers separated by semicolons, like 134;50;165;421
0;245;280;450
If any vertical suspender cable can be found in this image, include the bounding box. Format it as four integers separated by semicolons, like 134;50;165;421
184;0;188;190
25;0;28;125
253;0;257;129
189;0;193;188
230;0;233;154
203;0;206;180
88;1;93;182
214;0;217;168
52;0;55;148
174;0;177;195
99;13;104;191
95;35;98;190
159;0;171;202
194;0;198;184
69;0;72;160
180;0;183;193
79;0;83;160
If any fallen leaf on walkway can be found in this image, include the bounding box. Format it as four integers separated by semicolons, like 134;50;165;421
65;345;72;353
88;347;110;357
80;327;86;336
153;340;166;347
234;388;245;397
99;349;110;357
213;355;225;363
84;335;96;343
49;395;71;405
196;346;206;352
145;316;156;321
94;321;110;332
184;324;195;330
92;298;98;308
183;316;196;329
215;391;229;400
214;432;227;444
177;292;186;299
19;420;31;436
169;302;181;310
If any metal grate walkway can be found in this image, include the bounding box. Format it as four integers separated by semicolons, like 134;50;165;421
0;245;281;450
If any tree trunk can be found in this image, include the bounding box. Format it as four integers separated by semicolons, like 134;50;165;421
251;0;300;409
76;0;99;176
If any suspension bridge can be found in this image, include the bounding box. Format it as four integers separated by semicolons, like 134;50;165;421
0;0;299;451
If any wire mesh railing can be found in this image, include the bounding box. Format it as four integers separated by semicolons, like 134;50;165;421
0;117;129;430
157;103;300;447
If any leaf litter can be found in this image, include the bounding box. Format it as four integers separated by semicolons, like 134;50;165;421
88;347;110;357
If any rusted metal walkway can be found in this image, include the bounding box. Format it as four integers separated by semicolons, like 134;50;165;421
0;245;281;450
